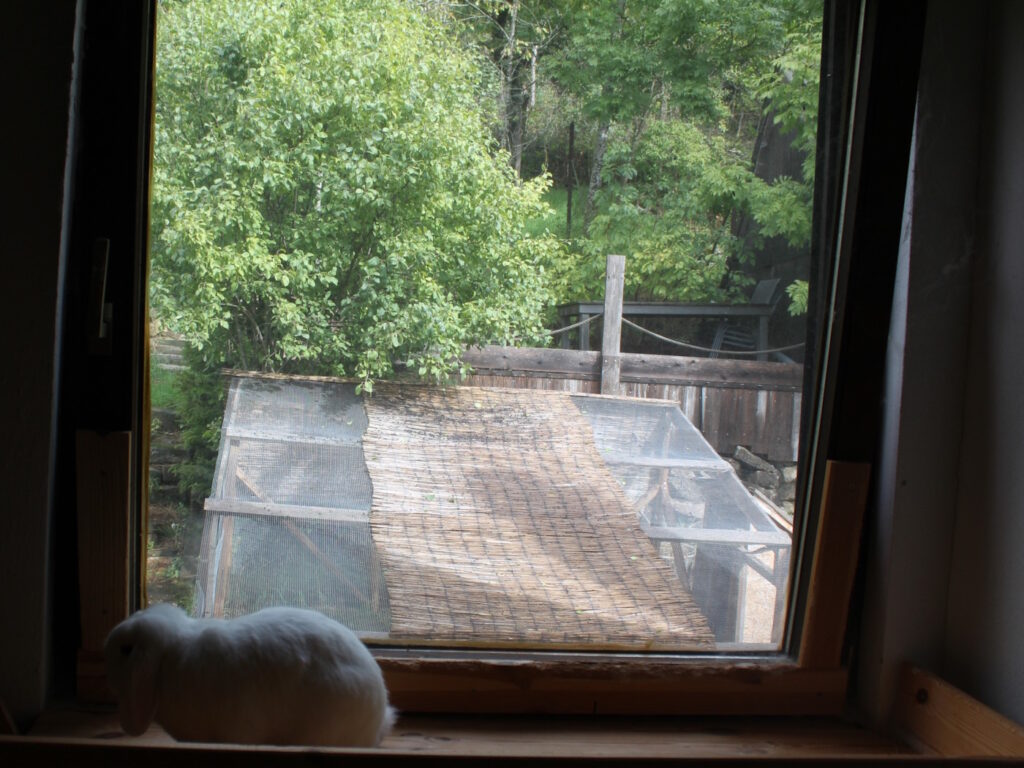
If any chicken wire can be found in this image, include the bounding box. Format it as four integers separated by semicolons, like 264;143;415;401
572;394;791;642
196;377;388;633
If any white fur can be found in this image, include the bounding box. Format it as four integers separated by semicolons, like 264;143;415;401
104;604;396;746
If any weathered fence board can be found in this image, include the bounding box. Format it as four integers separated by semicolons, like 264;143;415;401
461;346;802;391
462;346;801;462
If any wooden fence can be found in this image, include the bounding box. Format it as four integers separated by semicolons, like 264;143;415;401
462;345;802;463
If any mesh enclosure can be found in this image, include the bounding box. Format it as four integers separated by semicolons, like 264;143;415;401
573;396;771;529
197;375;789;648
198;514;390;633
572;395;791;642
196;376;386;632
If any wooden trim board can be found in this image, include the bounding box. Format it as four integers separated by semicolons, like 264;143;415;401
11;707;1024;765
461;345;804;391
799;460;871;668
892;665;1024;757
15;708;914;763
380;659;848;716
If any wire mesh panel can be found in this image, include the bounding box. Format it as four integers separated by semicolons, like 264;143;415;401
197;514;390;633
197;377;388;633
571;394;791;644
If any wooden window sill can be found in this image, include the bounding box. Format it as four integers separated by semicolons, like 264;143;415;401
4;668;1023;765
7;708;915;764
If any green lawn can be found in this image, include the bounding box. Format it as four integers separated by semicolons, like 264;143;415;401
150;358;179;410
524;186;587;241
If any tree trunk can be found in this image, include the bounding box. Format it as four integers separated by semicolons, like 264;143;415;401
501;1;523;175
566;121;575;239
583;121;611;236
511;115;524;177
583;0;627;235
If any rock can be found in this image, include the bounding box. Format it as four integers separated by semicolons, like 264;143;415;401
754;469;780;489
780;481;796;502
781;465;799;484
734;445;775;473
151;407;180;432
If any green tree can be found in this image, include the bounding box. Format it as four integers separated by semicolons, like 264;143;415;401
541;0;821;306
151;0;561;389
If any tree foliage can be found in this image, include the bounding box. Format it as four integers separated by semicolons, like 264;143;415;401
534;0;822;305
153;0;823;380
151;0;561;388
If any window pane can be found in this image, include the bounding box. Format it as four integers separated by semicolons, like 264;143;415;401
147;0;822;652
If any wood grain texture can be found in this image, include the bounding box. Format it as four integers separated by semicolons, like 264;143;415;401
892;665;1024;757
379;658;847;716
600;255;626;395
19;708;917;763
462;346;803;390
75;430;132;701
798;461;871;668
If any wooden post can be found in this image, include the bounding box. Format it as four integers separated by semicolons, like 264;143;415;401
601;254;625;395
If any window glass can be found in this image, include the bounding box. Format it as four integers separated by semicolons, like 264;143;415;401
147;0;822;652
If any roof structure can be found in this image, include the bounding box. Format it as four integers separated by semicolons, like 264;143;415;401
197;374;787;650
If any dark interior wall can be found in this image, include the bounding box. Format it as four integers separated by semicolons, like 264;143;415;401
855;0;1024;728
944;0;1024;726
2;0;1024;733
853;0;984;724
0;1;80;728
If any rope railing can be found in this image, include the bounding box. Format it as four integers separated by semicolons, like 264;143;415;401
542;311;603;338
620;317;805;357
542;312;804;357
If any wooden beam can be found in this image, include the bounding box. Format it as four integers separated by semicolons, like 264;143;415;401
601;255;625;395
203;498;369;524
75;430;132;702
798;461;871;668
892;665;1024;757
642;525;790;547
211;514;235;618
461;346;803;391
379;659;848;717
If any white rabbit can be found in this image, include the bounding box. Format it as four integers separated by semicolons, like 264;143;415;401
104;604;396;746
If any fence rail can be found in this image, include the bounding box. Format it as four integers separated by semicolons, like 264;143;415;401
463;345;802;462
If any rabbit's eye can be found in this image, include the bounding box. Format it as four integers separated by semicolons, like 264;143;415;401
120;644;133;656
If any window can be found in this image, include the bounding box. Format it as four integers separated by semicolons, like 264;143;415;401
66;0;929;720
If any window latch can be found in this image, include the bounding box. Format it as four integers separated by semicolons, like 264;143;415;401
87;237;113;355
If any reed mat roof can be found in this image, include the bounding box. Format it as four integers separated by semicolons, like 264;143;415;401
364;384;713;651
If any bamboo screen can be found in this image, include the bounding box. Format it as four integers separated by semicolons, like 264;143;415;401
198;375;788;649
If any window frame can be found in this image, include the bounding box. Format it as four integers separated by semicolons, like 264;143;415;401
65;0;928;717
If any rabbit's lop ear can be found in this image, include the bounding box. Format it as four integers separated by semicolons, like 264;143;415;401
118;642;159;736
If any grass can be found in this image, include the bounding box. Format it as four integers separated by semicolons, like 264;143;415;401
524;186;587;241
150;358;179;410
